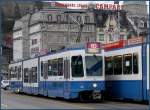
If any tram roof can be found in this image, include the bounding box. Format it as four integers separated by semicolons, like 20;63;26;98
10;47;86;64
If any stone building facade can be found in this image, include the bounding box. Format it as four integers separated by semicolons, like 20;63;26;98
13;9;96;60
13;1;148;61
122;1;148;37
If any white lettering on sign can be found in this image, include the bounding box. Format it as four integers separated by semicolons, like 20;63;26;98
91;44;97;48
127;37;143;45
87;42;101;54
64;3;122;10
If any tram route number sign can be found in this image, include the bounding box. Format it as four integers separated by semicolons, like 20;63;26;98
86;42;101;54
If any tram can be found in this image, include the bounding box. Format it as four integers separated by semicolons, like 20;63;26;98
9;45;105;101
104;41;149;101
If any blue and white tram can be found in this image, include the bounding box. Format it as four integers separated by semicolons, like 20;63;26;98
105;43;149;101
9;61;23;92
39;49;105;100
9;48;105;101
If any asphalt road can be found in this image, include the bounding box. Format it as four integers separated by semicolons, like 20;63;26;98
1;89;148;109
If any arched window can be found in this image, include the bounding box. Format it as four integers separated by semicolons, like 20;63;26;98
77;16;81;22
66;14;70;22
138;20;144;28
144;21;147;28
57;15;61;22
85;16;90;23
47;14;52;21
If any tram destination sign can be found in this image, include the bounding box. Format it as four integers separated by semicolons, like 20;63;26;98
86;42;101;54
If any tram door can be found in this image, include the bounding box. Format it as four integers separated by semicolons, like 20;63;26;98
30;67;38;95
63;58;70;98
43;62;48;96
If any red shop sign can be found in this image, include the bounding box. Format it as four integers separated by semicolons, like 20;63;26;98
127;37;143;45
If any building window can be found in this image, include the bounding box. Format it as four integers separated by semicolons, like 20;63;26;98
77;16;81;22
144;22;147;28
98;15;103;21
85;16;90;23
86;37;89;42
47;14;52;21
139;20;144;28
109;34;113;41
87;25;90;31
99;33;104;41
32;39;37;45
57;15;61;22
66;14;69;22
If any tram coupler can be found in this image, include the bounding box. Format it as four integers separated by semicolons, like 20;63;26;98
92;91;101;100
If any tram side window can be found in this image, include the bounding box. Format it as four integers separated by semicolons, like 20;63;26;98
71;56;84;77
32;67;37;83
17;66;21;79
41;61;43;77
114;55;122;75
58;58;63;76
133;53;139;74
24;68;29;83
51;59;58;76
14;66;17;78
105;57;113;75
11;67;16;78
8;68;11;80
123;54;132;74
48;60;53;76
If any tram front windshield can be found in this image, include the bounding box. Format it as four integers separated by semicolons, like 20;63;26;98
85;56;103;76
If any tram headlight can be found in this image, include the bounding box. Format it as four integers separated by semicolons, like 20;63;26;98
93;83;97;88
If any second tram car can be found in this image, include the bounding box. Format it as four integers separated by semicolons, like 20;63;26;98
105;43;149;101
9;48;105;101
